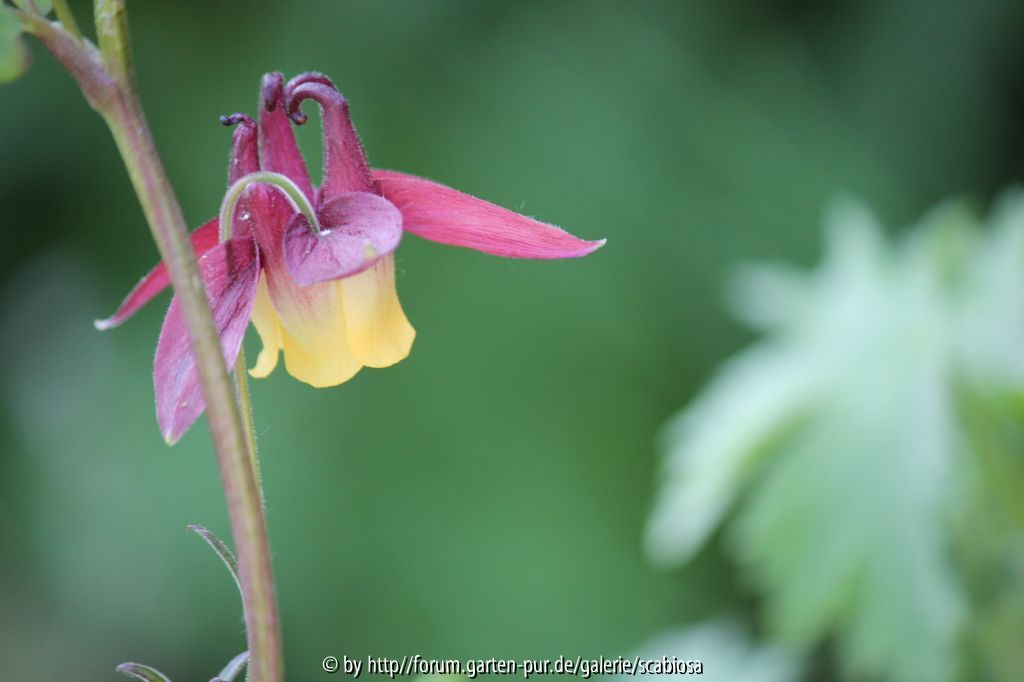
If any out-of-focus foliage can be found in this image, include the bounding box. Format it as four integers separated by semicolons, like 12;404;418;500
11;0;53;15
628;620;801;682
648;193;1024;682
0;8;30;84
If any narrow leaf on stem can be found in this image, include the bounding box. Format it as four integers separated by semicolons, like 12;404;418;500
212;651;250;682
188;524;242;595
115;662;173;682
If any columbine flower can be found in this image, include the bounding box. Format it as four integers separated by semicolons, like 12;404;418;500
97;72;604;443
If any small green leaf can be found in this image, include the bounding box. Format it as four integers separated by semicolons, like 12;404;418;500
0;8;30;85
115;662;172;682
211;651;249;682
0;36;30;84
12;1;53;16
188;524;241;595
0;9;22;42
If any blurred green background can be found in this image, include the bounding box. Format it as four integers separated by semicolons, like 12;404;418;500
2;0;1024;680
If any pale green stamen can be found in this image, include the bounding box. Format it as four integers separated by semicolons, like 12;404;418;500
218;171;321;242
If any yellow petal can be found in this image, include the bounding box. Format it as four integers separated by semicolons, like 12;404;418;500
262;266;362;388
341;255;415;368
248;274;283;379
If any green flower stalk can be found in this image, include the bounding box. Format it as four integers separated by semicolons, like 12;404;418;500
7;1;283;679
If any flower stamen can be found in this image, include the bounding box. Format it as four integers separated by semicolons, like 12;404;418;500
284;80;346;125
261;72;284;112
284;72;335;119
220;113;255;128
284;79;374;196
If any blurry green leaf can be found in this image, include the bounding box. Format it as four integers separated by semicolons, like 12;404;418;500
954;192;1024;388
0;9;30;84
211;651;248;682
0;8;20;42
0;36;29;84
11;1;52;15
627;620;801;682
946;195;1024;682
645;345;817;566
187;525;242;597
955;388;1024;680
736;363;964;681
648;194;1024;682
115;662;172;682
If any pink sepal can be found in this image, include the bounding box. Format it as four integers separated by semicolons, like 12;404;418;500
154;237;260;444
95;218;221;331
373;169;605;259
283;192;403;286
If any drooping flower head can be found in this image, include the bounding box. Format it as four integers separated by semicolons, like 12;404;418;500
98;72;604;443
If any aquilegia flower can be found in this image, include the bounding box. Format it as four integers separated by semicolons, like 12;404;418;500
98;72;603;443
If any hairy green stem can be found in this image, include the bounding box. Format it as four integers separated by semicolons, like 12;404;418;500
19;2;283;679
103;85;285;682
220;180;268;511
51;0;81;39
234;320;263;511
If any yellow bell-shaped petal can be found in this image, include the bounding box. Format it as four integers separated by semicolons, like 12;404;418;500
250;254;414;387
